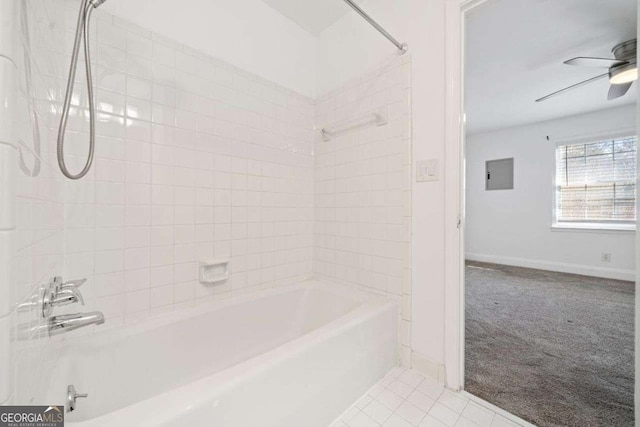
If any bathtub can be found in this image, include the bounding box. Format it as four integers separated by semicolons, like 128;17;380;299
44;280;398;426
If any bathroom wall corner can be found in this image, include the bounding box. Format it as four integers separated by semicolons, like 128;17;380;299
411;351;447;384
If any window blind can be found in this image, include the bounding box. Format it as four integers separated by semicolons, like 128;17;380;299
555;136;637;224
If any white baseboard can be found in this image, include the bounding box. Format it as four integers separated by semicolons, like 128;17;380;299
411;351;446;384
466;253;635;282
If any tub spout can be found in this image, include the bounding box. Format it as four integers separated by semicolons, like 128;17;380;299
48;311;105;335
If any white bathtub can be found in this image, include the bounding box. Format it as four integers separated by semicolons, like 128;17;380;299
45;280;398;426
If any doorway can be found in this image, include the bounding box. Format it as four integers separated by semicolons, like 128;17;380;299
448;0;638;425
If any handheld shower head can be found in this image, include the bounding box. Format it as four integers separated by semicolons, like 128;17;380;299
90;0;107;8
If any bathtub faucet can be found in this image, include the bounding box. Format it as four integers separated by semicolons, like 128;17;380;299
48;312;105;335
37;276;106;335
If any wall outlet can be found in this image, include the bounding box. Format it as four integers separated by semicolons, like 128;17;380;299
601;253;612;262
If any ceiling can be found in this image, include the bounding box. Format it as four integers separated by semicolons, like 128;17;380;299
261;0;363;36
466;0;637;135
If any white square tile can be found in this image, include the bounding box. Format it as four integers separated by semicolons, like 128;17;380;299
348;411;379;427
418;415;448;427
460;402;494;427
363;399;393;424
455;417;481;427
398;370;426;388
377;389;405;411
490;415;520;427
407;390;435;413
428;403;460;427
368;383;386;398
437;391;468;414
383;414;414;427
356;394;374;409
388;379;414;399
396;401;427;425
341;406;360;423
416;380;444;401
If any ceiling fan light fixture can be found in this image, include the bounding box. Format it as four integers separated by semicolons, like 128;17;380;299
609;62;638;85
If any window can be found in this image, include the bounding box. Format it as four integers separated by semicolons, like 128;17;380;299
555;135;637;229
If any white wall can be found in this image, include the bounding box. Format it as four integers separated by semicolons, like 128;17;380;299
317;0;448;374
100;0;318;98
466;104;636;281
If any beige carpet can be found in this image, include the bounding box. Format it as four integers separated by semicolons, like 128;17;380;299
465;261;634;427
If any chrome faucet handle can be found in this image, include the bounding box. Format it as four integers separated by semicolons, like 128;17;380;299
42;277;63;318
59;278;87;290
52;288;85;307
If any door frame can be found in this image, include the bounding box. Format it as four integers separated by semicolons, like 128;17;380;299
443;0;491;391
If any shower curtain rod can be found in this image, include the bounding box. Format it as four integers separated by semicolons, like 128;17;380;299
343;0;408;54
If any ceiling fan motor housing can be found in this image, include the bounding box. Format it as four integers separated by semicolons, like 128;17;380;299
612;39;636;61
609;40;637;85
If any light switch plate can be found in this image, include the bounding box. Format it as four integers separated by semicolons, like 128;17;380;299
416;159;438;182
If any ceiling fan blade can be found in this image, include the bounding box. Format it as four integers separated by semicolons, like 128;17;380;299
608;82;633;100
535;73;609;102
564;57;628;67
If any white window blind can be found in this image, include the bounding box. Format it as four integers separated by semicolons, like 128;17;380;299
555;136;637;225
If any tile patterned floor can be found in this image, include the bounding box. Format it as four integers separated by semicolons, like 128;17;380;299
330;368;528;427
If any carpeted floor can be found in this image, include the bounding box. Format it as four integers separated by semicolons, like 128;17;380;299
465;261;635;427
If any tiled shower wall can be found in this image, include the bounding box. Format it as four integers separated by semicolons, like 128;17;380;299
314;58;413;365
61;3;315;325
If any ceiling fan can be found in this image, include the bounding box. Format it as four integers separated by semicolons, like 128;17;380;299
536;39;637;103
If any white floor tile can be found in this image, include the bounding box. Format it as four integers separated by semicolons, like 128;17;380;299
332;368;530;427
428;402;460;427
369;383;386;398
437;390;468;413
383;414;414;427
418;415;448;427
348;411;380;427
363;399;394;424
388;378;415;399
341;405;360;423
407;390;436;413
357;394;374;409
388;367;406;378
396;401;427;425
490;415;520;427
455;417;481;427
398;370;426;388
382;374;398;387
377;388;405;411
461;402;495;427
416;379;445;400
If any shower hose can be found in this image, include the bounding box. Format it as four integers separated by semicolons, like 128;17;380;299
56;0;107;180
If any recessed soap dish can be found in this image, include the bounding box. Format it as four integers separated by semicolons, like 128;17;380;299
199;259;229;284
